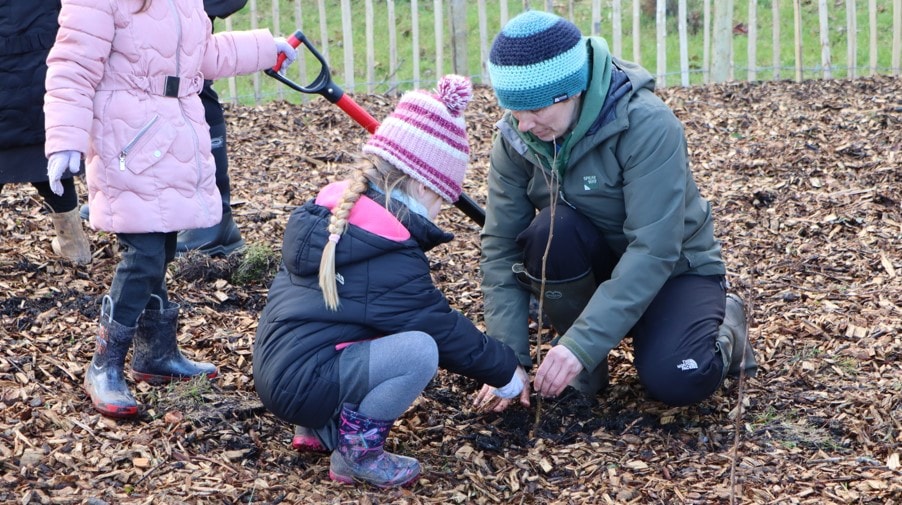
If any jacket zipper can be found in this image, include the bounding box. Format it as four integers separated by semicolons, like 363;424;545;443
119;115;160;171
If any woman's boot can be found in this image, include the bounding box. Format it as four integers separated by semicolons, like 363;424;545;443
50;207;92;265
131;295;218;385
716;294;759;379
84;296;138;418
329;404;420;488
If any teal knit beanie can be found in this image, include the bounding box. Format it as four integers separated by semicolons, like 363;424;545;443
487;11;589;111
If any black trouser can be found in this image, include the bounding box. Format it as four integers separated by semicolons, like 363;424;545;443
0;178;77;213
107;232;177;327
200;81;230;212
516;204;726;406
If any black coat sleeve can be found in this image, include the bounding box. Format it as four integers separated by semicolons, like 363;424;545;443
203;0;247;19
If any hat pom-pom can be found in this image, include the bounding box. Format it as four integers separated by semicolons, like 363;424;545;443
436;74;472;117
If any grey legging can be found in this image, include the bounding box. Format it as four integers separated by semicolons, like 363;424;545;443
314;330;439;450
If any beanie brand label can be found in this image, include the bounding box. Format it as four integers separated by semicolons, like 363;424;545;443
552;93;570;104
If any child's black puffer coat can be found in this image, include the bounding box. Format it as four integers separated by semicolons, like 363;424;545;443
253;182;519;428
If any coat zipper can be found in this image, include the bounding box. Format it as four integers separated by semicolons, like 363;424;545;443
118;115;160;171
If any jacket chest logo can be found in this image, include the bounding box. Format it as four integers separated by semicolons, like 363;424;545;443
582;175;598;191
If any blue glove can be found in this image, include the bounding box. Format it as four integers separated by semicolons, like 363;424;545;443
47;151;82;196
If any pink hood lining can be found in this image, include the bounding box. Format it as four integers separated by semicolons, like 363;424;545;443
315;181;411;242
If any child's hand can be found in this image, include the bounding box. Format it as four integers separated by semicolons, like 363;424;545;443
472;366;531;412
46;151;81;196
273;37;298;74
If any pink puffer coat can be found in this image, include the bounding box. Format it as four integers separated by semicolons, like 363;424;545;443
44;0;277;233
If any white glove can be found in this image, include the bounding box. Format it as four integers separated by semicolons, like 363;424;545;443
47;150;82;196
273;37;298;74
492;367;527;399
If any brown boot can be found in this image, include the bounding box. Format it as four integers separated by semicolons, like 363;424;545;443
50;208;92;265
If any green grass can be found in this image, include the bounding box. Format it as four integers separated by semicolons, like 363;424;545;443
217;0;899;104
231;243;280;286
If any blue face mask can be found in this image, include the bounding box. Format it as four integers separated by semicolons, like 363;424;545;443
369;183;432;221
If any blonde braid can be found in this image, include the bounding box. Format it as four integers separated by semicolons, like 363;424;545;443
319;168;370;310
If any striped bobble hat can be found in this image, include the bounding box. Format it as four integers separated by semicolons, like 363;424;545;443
488;10;589;111
362;74;473;203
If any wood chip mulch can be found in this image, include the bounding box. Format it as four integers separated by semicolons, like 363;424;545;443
1;75;900;504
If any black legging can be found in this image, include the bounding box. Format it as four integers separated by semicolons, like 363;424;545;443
516;204;727;406
0;178;78;213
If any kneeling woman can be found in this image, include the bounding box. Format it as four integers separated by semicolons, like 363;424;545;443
253;75;529;488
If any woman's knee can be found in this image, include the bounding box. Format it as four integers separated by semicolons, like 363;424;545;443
637;357;722;406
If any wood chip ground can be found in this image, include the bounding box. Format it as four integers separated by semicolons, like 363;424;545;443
1;76;899;504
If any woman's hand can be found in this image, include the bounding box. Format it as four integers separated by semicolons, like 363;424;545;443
533;345;583;397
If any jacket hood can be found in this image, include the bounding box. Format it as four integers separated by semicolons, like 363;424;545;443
281;182;454;278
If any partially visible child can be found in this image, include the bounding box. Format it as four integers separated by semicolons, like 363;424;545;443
43;0;297;418
253;75;530;488
0;2;91;265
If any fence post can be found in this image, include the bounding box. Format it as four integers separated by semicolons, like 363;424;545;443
748;0;758;82
340;0;354;91
711;0;733;82
612;0;623;58
678;0;689;87
818;0;833;78
317;0;329;70
772;0;781;80
632;0;641;63
293;0;307;97
703;0;711;83
656;0;667;87
434;0;444;77
846;0;857;79
869;0;878;75
479;0;491;85
793;0;803;81
412;0;421;88
366;0;375;93
388;0;399;93
450;0;468;77
894;0;902;76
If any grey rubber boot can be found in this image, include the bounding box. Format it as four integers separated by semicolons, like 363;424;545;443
50;207;92;265
329;404;420;488
513;264;597;335
514;264;608;394
131;295;218;385
715;293;759;380
84;296;139;418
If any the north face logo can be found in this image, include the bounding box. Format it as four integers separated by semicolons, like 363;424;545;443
677;359;698;371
